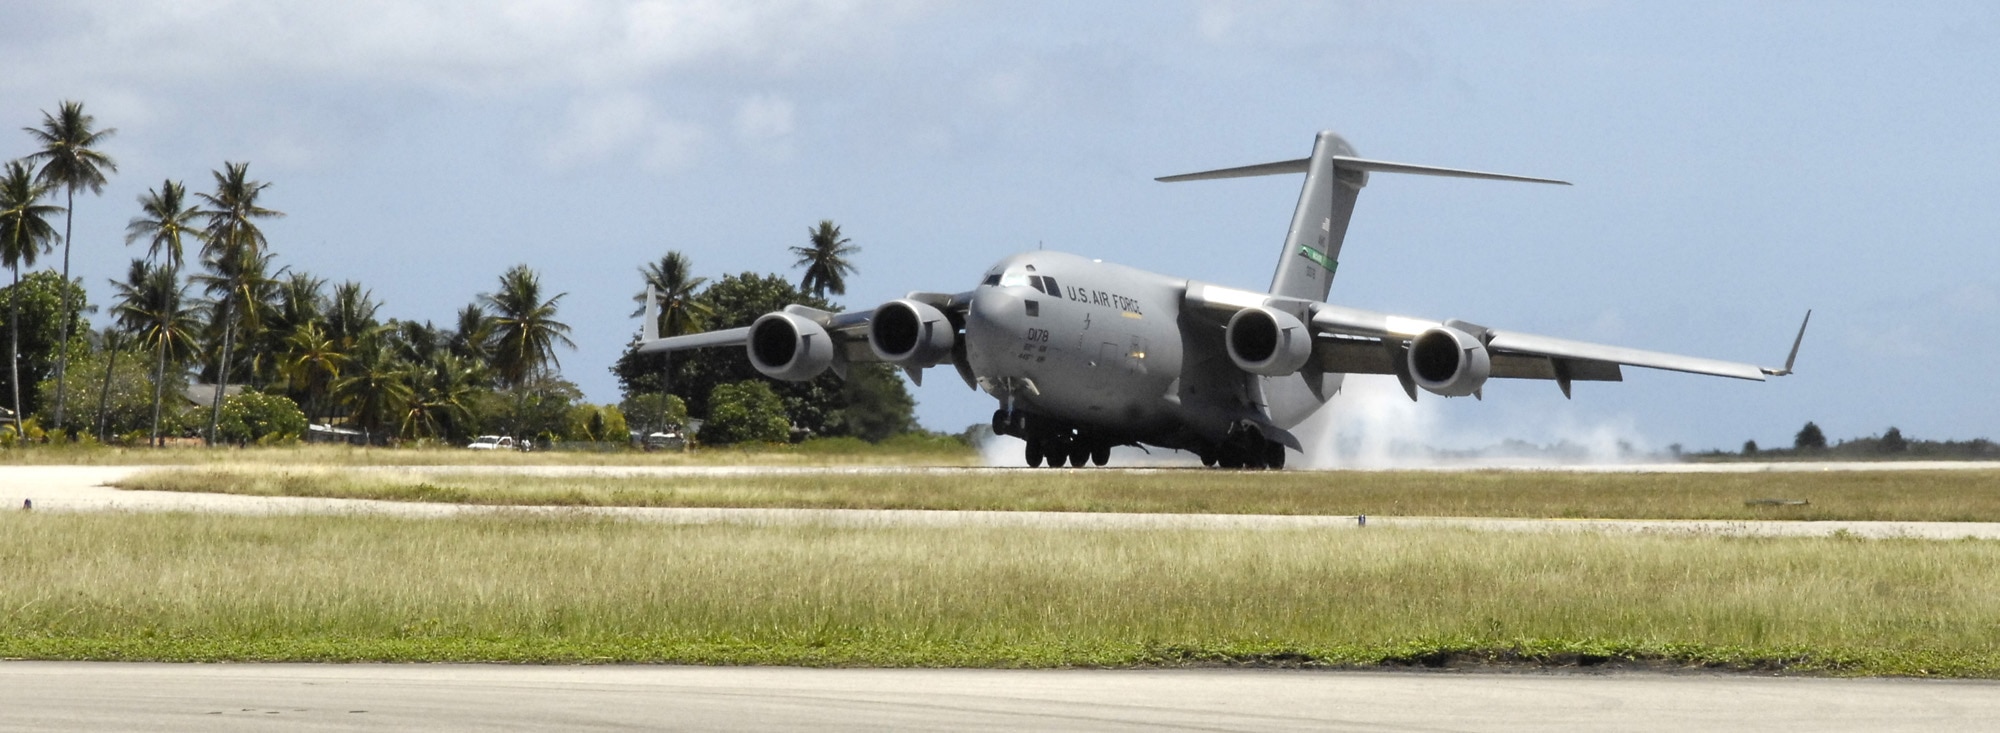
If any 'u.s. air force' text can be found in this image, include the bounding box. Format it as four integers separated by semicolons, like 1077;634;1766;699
1061;285;1142;315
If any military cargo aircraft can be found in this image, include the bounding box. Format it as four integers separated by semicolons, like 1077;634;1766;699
639;131;1809;468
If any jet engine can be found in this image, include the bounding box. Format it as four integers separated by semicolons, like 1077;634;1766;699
1225;306;1312;376
868;299;955;368
747;311;835;381
1407;326;1491;397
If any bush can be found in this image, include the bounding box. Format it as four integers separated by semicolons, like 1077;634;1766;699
217;392;307;445
698;381;790;446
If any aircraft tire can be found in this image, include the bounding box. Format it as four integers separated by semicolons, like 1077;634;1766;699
992;410;1010;437
1264;441;1286;470
1045;434;1071;468
1069;444;1089;467
1090;444;1110;466
1024;437;1044;468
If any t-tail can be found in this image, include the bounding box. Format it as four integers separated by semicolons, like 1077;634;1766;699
1157;130;1570;301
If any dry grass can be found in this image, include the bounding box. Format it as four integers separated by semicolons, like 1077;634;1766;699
3;510;1996;674
118;466;2000;521
1;439;977;467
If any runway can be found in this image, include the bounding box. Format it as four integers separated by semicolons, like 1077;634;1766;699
6;463;2000;539
4;662;1997;732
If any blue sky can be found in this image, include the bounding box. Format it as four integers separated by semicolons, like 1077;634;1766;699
4;1;1995;453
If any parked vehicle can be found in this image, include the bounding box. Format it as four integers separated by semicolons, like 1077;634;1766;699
467;435;516;451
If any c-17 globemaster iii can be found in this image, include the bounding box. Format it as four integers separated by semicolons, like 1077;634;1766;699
640;130;1809;469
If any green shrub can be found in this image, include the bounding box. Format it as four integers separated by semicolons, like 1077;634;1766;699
217;392;307;445
698;381;790;446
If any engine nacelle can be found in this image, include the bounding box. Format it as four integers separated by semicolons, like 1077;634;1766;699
868;299;955;368
1408;326;1492;397
747;311;835;381
1225;306;1313;376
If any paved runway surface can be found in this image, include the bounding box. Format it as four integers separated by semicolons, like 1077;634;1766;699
7;463;2000;539
4;662;1997;732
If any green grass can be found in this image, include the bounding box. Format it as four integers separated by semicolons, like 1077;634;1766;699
117;466;2000;521
0;438;977;467
3;510;1996;675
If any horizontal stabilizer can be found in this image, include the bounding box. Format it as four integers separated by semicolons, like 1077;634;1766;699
636;326;750;354
1329;156;1570;185
1158;155;1568;186
1156;158;1309;182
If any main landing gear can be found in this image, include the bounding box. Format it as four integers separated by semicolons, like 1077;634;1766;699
1196;424;1287;471
995;410;1112;468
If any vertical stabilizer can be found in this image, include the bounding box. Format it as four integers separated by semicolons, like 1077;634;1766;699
1157;130;1568;301
1272;131;1364;301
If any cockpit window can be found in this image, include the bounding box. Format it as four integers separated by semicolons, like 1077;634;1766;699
997;268;1032;289
1041;276;1061;296
982;274;1001;287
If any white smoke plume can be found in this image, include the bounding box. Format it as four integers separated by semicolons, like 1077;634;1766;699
976;375;1659;469
1292;376;1656;469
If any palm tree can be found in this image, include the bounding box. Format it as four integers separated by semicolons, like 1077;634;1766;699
193;245;276;443
324;281;382;353
277;321;346;425
791;220;860;298
124;180;200;270
400;351;477;441
263;270;327;387
195;162;281;260
110;259;198;447
1;161;63;435
193;162;282;444
631;251;712;336
480;265;575;388
90;325;129;442
449;303;494;366
332;336;411;443
23;100;118;434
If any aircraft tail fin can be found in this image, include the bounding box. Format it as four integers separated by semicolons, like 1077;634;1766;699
1158;130;1568;302
642;286;660;343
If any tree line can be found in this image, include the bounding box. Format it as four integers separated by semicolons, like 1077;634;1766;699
2;99;920;449
1699;422;2000;461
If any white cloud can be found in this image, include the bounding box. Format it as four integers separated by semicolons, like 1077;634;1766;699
3;0;914;97
542;92;705;172
734;93;795;143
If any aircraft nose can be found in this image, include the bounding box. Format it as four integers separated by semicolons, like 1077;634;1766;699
966;287;1027;367
968;286;1024;335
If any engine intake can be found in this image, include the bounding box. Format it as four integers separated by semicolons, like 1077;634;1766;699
1408;326;1491;397
747;312;835;381
1226;306;1312;376
868;299;955;368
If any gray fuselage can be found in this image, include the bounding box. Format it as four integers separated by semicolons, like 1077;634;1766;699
963;251;1336;453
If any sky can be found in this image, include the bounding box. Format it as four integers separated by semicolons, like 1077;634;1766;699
3;1;1996;455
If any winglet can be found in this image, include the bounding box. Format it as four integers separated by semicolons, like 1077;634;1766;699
1761;310;1811;377
643;286;660;343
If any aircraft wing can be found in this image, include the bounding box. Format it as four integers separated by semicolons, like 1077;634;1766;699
634;291;977;387
1186;282;1807;399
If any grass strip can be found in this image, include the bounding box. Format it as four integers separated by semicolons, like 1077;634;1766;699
4;511;1997;676
0;437;977;467
119;466;2000;522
